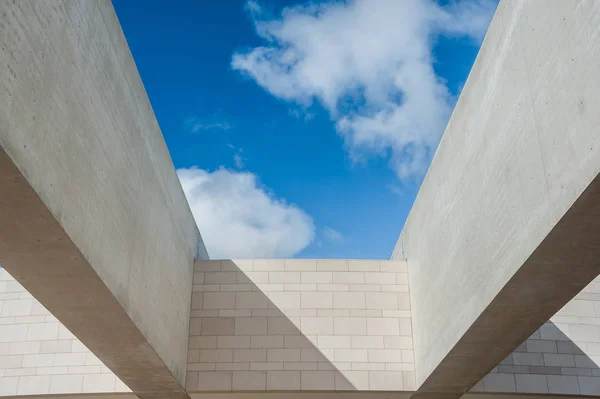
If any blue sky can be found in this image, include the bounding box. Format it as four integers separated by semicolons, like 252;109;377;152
112;0;497;260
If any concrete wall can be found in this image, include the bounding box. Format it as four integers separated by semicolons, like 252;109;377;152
0;1;207;396
392;0;600;393
0;267;130;396
471;276;600;396
187;260;414;392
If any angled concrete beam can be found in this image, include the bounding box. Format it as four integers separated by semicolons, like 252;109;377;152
392;0;600;396
0;1;207;398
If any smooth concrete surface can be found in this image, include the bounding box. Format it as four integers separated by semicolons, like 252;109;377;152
188;260;413;392
0;1;207;398
392;0;600;395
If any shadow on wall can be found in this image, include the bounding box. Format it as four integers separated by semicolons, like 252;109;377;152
187;260;355;391
473;321;600;395
186;259;414;392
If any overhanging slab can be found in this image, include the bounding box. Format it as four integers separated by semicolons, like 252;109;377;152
392;0;600;396
0;1;207;398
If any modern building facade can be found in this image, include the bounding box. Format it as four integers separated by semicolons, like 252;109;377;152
1;1;600;399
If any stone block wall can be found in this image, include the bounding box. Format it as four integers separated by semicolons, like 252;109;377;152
0;267;129;396
187;259;414;391
471;276;600;395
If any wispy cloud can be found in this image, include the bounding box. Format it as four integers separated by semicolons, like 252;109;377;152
232;0;496;182
178;167;314;258
184;116;233;132
322;227;343;243
233;153;245;169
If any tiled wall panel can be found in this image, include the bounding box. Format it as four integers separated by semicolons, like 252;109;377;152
187;259;414;392
0;267;130;396
471;276;600;395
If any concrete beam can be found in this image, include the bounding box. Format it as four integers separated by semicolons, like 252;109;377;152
392;0;600;396
0;1;207;398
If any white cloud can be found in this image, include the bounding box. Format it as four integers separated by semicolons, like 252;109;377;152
232;0;496;181
184;116;232;132
178;167;314;259
322;227;343;243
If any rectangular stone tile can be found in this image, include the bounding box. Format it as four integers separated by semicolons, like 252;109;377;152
254;260;284;271
9;341;41;355
233;370;266;390
335;370;369;390
403;371;416;390
18;375;51;395
189;336;218;349
197;371;232;391
334;317;366;335
515;374;548;393
216;362;250;371
250;362;283;370
301;370;334;390
267;349;300;362
369;371;403;390
348;284;381;292
270;272;300;284
204;292;236;310
49;374;83;394
285;260;317;272
367;318;400;336
285;335;317;349
301;348;328;362
366;292;398;310
54;352;87;366
526;339;557;353
318;335;351;349
235;317;267;335
547;375;580;394
26;323;59;341
333;292;365;309
543;353;575;367
333;272;364;284
243;272;269;284
483;373;516;392
234;349;267;362
302;317;333;335
186;371;199;390
268;292;301;309
198;349;233;363
352;336;384;349
368;349;403;363
302;272;332;284
268;370;300;390
284;284;317;292
251;335;284;349
202;318;235;336
335;348;368;362
365;273;396;285
236;292;268;309
301;292;333;309
349;260;380;272
316;260;348;271
205;272;237;285
218;336;251;349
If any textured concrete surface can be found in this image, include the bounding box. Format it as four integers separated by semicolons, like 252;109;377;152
0;1;207;398
392;0;600;395
0;268;130;396
188;260;413;392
